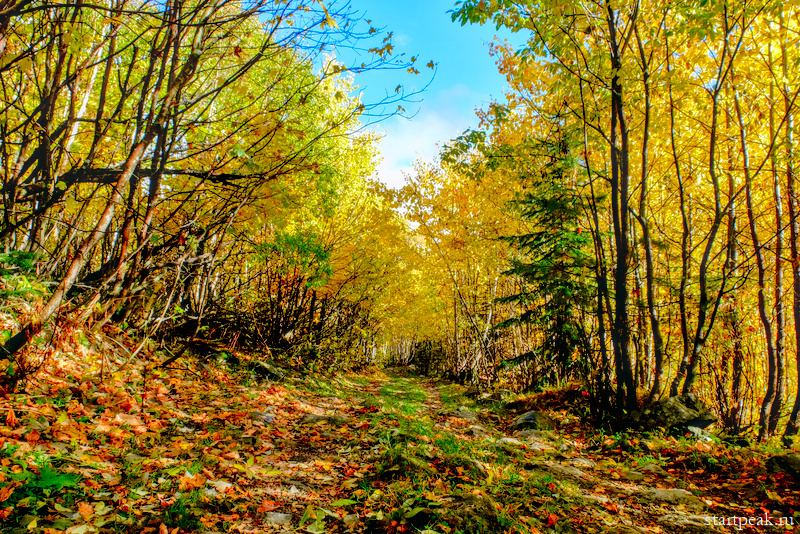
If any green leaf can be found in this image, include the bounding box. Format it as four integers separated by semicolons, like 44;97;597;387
404;506;426;518
329;498;357;507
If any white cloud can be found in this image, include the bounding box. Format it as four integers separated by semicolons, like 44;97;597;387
370;85;491;189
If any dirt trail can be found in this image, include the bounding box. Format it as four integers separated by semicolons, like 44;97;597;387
3;364;796;534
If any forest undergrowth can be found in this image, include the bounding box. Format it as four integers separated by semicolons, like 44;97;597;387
1;315;799;534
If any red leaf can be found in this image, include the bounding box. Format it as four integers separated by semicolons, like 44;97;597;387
25;429;40;443
546;513;558;527
4;409;16;428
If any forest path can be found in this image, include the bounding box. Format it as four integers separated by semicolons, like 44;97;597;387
2;361;796;534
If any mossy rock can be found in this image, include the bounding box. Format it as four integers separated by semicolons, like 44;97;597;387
437;454;488;481
439;492;500;533
374;449;434;481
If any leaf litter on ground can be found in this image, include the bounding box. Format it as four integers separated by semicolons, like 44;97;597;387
0;332;798;533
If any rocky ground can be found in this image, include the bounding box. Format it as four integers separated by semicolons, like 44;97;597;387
1;353;798;533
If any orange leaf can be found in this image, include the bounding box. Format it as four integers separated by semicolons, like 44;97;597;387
178;473;206;491
77;501;94;520
546;513;558;527
0;484;16;503
257;499;280;512
159;523;169;534
603;501;620;513
25;429;40;443
4;409;16;428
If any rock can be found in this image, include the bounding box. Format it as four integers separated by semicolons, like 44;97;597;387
498;437;523;446
263;512;293;526
528;460;595;485
465;425;492;438
450;407;480;422
375;450;434;481
251;411;275;424
476;392;503;405
641;463;668;476
299;414;350;426
440;493;500;532
658;513;717;534
686;425;713;441
527;439;556;452
343;514;359;529
511;410;557;431
562;457;596;469
637;488;705;511
252;360;286;380
767;453;800;477
630;393;717;434
515;429;556;441
621;469;645;482
558;442;574;452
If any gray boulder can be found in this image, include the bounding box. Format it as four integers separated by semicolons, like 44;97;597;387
636;488;705;511
511;410;557;431
440;493;500;532
263;512;293;526
767;452;800;478
631;393;717;434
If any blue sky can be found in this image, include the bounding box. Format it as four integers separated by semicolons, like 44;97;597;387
334;0;524;188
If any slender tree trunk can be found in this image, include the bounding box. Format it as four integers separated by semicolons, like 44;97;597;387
635;29;665;403
734;89;778;441
769;55;786;437
606;0;635;410
782;13;800;444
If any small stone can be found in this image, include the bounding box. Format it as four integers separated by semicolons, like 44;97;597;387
641;463;667;476
638;488;705;510
767;453;800;477
264;512;293;526
498;437;522;446
515;429;555;441
622;469;645;482
451;408;479;422
527;439;556;452
465;425;492;438
252;412;275;424
563;457;596;469
658;513;716;533
511;410;557;431
343;514;359;528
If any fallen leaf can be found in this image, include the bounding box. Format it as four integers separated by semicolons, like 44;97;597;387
257;499;280;512
603;502;620;513
77;501;94;520
0;484;15;503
